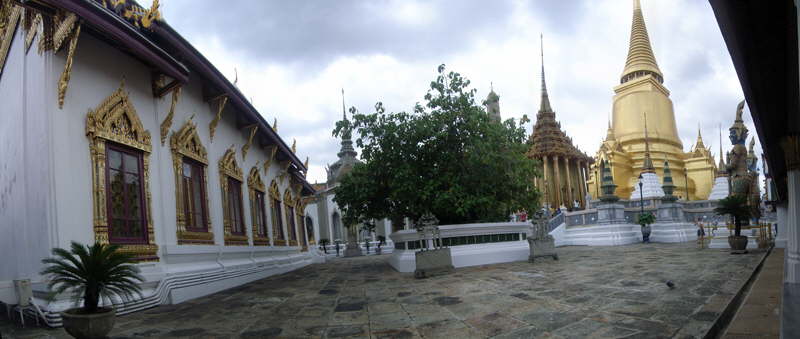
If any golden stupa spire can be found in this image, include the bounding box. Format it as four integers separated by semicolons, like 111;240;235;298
605;119;615;141
642;112;655;173
621;0;663;84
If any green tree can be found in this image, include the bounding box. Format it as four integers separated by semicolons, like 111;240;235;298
333;65;540;227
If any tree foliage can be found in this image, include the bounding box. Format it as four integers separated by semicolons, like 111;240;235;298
333;65;540;227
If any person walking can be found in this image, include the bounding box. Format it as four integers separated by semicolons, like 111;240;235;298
696;220;706;249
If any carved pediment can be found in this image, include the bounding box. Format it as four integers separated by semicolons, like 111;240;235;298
171;118;207;164
269;179;281;200
218;147;243;181
86;84;152;152
248;165;265;192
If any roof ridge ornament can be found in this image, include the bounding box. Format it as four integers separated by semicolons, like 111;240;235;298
539;33;553;113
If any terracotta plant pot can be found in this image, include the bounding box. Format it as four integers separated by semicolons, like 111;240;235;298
61;307;115;339
728;235;748;253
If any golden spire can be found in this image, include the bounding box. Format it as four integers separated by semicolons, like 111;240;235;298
717;125;727;176
605;120;615;141
642;112;655;173
621;0;663;84
694;125;706;150
539;34;552;113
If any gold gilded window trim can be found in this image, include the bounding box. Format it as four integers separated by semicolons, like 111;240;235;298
219;147;247;246
170;117;213;245
300;197;315;246
247;166;269;246
86;82;157;261
295;197;307;251
269;180;286;246
283;189;298;246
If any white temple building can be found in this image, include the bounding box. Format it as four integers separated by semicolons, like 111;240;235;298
0;0;322;325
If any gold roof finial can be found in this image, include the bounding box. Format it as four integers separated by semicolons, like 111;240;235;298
695;124;706;150
539;33;552;113
291;138;296;153
272;118;277;132
621;0;663;83
717;124;728;176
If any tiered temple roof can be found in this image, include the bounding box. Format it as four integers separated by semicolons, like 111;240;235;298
527;56;592;163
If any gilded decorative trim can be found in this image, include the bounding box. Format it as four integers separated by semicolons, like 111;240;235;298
291;139;296;154
248;166;269;246
269;180;286;246
170;117;214;245
219;147;247;245
283;189;298;246
263;146;277;176
37;12;51;54
272;118;277;132
53;12;76;51
303;157;309;177
57;22;80;109
86;83;158;261
782;135;800;171
24;13;41;53
209;96;228;142
277;160;291;184
295;197;307;251
0;4;21;78
160;86;181;145
241;124;258;161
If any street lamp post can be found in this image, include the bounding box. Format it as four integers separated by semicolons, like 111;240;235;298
638;174;646;243
683;167;689;201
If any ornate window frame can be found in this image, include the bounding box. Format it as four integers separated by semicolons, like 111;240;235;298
86;83;157;261
170;119;213;245
269;180;286;246
247;166;270;246
284;189;298;246
295;197;308;251
219;148;248;246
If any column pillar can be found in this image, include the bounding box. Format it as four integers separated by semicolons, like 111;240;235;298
565;158;573;209
777;203;788;248
543;155;551;208
577;161;586;208
786;169;800;283
553;155;562;208
785;134;800;283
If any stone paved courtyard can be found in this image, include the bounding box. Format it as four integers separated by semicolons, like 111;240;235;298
1;243;765;339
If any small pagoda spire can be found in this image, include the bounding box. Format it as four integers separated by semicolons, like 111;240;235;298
717;125;728;177
621;0;663;84
694;124;706;150
605;119;616;141
661;157;677;201
539;34;552;113
337;89;357;159
642;113;655;173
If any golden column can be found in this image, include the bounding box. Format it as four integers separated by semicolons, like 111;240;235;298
554;155;562;207
565;158;574;207
542;155;551;207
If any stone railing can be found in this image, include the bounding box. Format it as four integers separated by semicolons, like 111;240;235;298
563;209;599;226
548;213;565;231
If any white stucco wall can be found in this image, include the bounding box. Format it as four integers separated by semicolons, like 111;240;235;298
1;26;316;308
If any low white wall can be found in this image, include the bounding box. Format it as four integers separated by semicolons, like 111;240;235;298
388;222;531;272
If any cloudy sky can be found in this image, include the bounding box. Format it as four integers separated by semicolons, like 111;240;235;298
160;0;760;184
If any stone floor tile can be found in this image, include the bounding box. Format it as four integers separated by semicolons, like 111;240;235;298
464;311;527;337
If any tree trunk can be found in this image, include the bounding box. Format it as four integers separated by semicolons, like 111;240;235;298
84;284;99;313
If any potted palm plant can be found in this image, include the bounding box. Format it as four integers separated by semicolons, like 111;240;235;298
637;212;656;243
714;195;752;253
40;242;144;339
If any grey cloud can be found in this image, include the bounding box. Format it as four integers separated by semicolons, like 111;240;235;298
163;0;516;67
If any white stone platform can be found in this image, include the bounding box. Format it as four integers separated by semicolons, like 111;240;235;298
650;222;697;243
557;223;641;246
707;227;760;249
708;176;730;200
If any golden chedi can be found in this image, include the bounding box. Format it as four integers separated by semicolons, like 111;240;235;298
587;0;717;201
